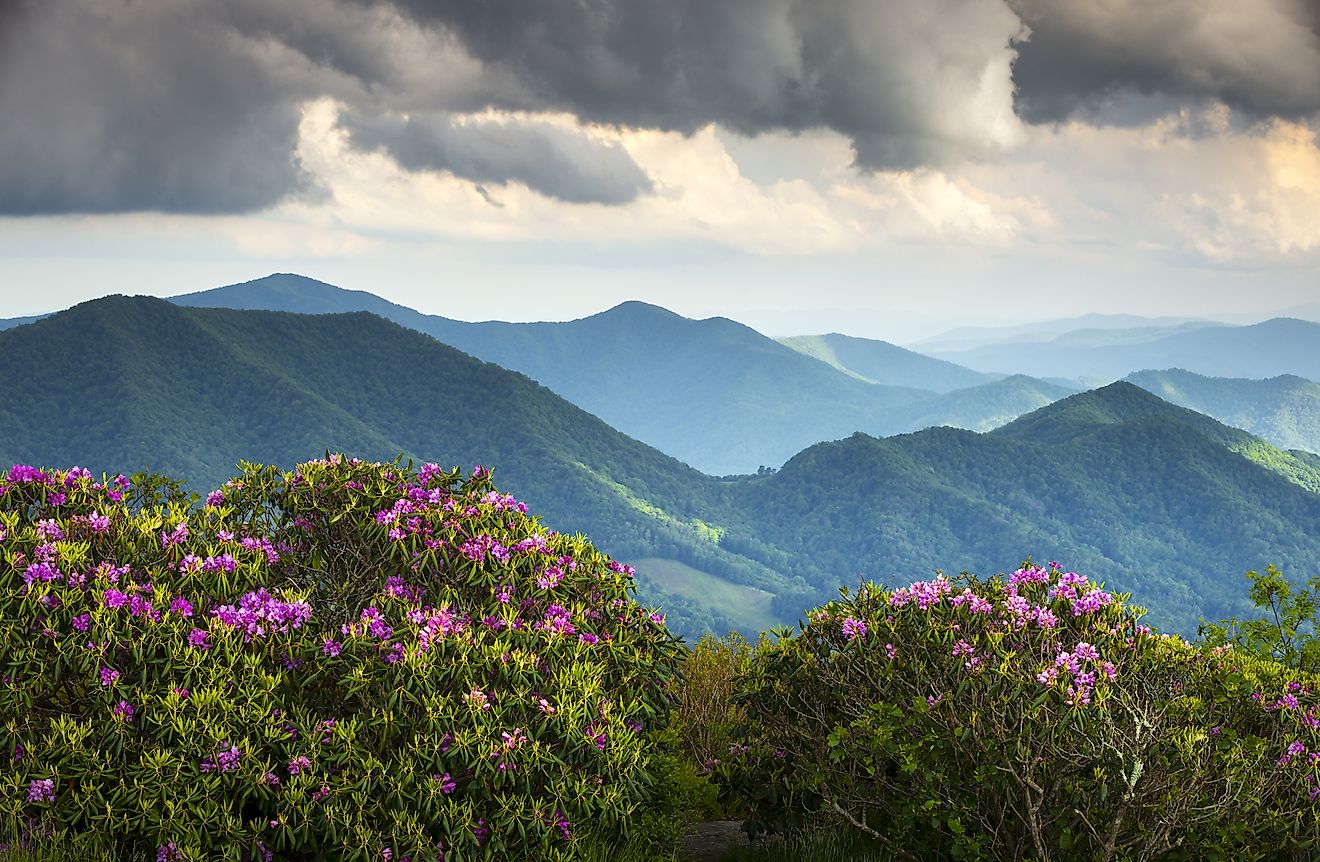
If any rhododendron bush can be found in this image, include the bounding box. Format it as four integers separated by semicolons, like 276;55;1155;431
0;458;683;860
722;566;1320;861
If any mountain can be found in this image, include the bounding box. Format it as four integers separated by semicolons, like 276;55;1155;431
0;296;821;637
777;332;998;392
875;375;1079;434
7;291;1320;638
0;314;45;332
173;275;939;475
910;313;1216;354
727;383;1320;634
1126;369;1320;455
172;273;421;317
927;318;1320;382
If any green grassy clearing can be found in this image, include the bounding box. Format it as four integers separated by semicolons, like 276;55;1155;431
635;558;782;633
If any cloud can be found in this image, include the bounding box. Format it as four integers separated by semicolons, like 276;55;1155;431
0;0;320;215
4;0;1316;221
966;106;1320;264
1010;0;1320;123
386;0;1030;169
0;0;1032;215
340;109;653;204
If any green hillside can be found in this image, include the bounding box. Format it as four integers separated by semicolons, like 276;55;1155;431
730;383;1320;634
1128;368;1320;455
0;296;818;637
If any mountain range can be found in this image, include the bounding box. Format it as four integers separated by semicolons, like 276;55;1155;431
4;295;1320;637
0;296;813;635
171;274;1072;474
928;317;1320;383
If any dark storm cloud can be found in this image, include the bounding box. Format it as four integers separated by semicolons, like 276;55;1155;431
380;0;1030;169
0;0;1030;215
342;109;653;204
4;0;1318;217
0;0;647;214
1009;0;1320;123
0;0;319;215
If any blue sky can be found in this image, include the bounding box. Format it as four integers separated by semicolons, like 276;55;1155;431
1;0;1317;341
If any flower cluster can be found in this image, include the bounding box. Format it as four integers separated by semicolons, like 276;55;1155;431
211;588;312;640
0;459;682;860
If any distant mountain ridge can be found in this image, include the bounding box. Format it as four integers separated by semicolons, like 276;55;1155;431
929;317;1320;382
1126;369;1320;456
777;332;999;392
171;274;1069;474
910;313;1218;354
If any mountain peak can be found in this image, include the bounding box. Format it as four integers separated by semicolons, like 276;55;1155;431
598;300;682;319
992;380;1224;446
172;273;412;318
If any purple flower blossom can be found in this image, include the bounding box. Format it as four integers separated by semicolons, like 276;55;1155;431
552;810;571;841
71;613;90;631
169;597;194;617
27;778;54;803
201;553;238;574
435;772;456;794
112;700;135;722
205;489;225;507
188;628;211;650
288;756;312;775
35;519;65;541
8;465;52;485
201;744;243;773
841;616;867;641
99;666;119;686
211;589;311;641
160;521;189;549
540;605;575;637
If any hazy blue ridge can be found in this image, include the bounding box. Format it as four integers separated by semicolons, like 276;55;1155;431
1127;368;1320;455
167;274;1091;475
174;276;950;475
874;374;1079;434
777;332;999;392
928;317;1320;382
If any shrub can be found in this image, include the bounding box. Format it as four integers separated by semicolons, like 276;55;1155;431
721;565;1320;861
0;458;684;861
1201;564;1320;674
674;633;753;773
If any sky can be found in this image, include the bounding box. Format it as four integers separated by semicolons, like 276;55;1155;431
1;0;1318;342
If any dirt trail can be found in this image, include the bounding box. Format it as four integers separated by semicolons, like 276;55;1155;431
678;820;755;861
